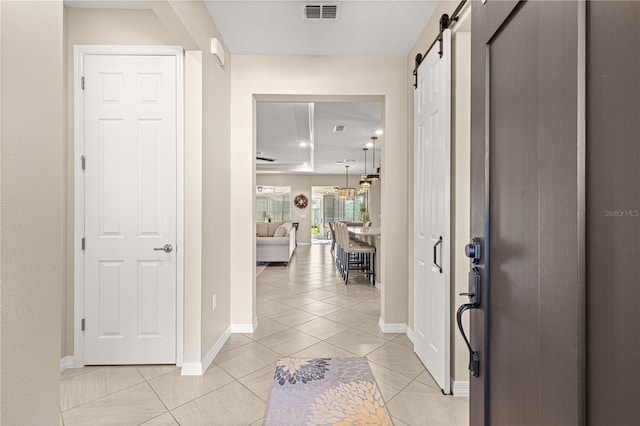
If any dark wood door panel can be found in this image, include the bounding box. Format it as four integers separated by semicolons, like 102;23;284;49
587;2;640;424
472;1;583;424
489;2;580;424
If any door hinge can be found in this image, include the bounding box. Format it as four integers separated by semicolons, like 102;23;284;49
81;237;85;250
81;76;85;90
81;155;86;171
81;318;85;331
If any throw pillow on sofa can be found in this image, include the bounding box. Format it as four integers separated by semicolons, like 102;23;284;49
273;225;288;237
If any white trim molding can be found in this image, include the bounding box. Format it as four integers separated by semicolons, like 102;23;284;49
180;362;204;376
181;326;231;376
406;326;416;345
378;317;407;334
231;318;258;333
452;379;469;397
60;356;76;372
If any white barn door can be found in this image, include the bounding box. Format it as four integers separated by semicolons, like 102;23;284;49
82;53;178;364
413;29;451;393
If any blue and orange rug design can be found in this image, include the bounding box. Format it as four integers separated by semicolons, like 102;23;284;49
264;357;393;425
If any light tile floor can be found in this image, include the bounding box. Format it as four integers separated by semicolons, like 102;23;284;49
60;245;468;425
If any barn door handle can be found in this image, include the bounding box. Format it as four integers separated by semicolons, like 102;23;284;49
433;236;443;273
154;244;173;253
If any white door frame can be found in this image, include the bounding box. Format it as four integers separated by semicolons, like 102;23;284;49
73;45;184;367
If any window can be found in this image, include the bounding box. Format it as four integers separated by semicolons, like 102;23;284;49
256;186;291;222
339;190;368;222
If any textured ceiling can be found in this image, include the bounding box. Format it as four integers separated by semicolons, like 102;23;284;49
64;0;150;9
203;1;439;56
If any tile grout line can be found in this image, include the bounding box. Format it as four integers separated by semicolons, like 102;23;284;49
141;370;176;424
163;379;239;415
60;377;149;414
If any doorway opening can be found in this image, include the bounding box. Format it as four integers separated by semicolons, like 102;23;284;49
311;186;338;244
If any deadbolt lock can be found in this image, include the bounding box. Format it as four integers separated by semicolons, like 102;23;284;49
464;238;481;264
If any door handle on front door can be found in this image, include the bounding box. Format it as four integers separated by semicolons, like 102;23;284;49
154;244;173;253
457;267;481;377
457;237;483;378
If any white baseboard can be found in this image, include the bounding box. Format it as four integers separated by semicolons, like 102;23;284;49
230;318;258;333
297;242;311;246
378;317;407;334
60;356;75;372
406;326;415;344
180;361;204;376
181;326;231;376
452;379;469;397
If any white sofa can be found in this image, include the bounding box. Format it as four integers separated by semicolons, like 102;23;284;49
256;221;296;264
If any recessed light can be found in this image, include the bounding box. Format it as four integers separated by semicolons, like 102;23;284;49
375;129;383;136
365;142;374;148
299;142;307;147
303;162;309;167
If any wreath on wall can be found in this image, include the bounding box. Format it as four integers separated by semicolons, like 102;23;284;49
294;194;309;209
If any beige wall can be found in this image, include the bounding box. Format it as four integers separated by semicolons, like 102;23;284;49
451;28;471;383
63;2;232;367
152;0;233;363
256;174;381;245
63;6;178;358
1;0;3;414
368;177;382;228
1;1;64;423
183;50;204;363
406;2;472;384
230;57;408;327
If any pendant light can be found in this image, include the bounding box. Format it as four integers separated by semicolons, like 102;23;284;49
338;165;356;201
359;147;371;189
367;136;380;183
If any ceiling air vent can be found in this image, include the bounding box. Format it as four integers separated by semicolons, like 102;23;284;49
304;3;341;20
333;124;346;132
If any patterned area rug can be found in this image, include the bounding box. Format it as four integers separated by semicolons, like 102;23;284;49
264;357;393;425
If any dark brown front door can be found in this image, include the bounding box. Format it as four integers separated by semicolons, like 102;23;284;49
470;1;584;424
587;3;640;424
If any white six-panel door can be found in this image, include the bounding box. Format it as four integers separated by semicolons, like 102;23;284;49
83;54;177;364
414;29;451;393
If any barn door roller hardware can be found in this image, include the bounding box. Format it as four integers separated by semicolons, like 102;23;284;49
413;0;468;89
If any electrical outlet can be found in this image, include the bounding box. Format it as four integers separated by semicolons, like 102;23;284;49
212;293;217;311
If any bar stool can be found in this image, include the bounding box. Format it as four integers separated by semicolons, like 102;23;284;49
335;222;375;285
328;222;337;256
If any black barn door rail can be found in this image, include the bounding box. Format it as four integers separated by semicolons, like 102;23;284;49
413;0;468;89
